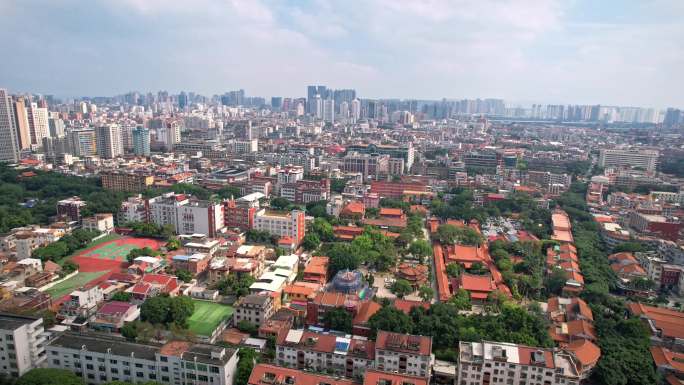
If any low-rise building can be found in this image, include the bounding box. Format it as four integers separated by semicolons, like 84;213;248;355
248;364;355;385
82;213;115;234
276;328;375;379
46;333;238;385
457;340;590;385
234;293;275;328
101;171;154;192
375;331;433;378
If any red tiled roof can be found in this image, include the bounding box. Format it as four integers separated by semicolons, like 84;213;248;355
566;339;601;368
363;370;428;385
97;301;134;316
249;364;355;385
376;331;432;356
352;300;382;325
628;302;684;339
393;299;430;315
458;274;496;293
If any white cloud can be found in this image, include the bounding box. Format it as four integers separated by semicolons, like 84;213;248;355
0;0;681;107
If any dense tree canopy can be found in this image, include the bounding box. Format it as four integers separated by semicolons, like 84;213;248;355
140;295;194;327
17;369;82;385
322;307;353;333
435;224;484;246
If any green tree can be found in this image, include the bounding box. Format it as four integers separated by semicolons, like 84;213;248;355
368;306;414;337
165;238;181;251
311;218;335;242
110;292;132;302
409;240;432;261
322;307;353;333
301;233;321;251
446;263;461;278
270;197;291;210
391;279;413;298
237;320;258;336
435;224;484;246
418;285;434;302
121;321;138;341
448;289;471;310
216;185;243;199
545;268;568;296
175;269;193;283
17;369;82;385
234;348;258;385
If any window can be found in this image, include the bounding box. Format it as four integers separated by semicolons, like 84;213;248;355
135;363;143;368
110;359;118;364
52;359;60;365
51;351;59;356
86;364;94;370
160;356;168;362
210;366;219;373
112;368;119;374
136;372;144;378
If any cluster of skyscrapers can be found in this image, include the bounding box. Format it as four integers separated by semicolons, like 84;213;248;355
0;88;156;162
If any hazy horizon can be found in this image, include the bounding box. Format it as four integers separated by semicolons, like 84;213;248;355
1;0;682;108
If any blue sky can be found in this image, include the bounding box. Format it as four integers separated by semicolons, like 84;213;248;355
1;0;682;107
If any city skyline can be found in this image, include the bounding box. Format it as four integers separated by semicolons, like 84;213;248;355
1;0;683;108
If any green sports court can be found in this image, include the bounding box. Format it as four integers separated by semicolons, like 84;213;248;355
187;300;234;336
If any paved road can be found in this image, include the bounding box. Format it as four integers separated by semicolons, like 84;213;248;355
423;221;440;304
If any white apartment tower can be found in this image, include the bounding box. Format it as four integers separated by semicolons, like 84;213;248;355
351;99;361;123
96;124;123;159
0;89;20;162
26;102;49;146
0;314;48;377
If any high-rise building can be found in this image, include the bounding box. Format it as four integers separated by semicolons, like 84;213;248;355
165;120;181;150
340;101;349;120
0;89;20;162
0;314;47;377
96;124;123;159
132;126;150;156
42;136;70;162
663;108;682;129
26;102;49;146
307;85;327;114
178;91;188;109
11;96;31;150
323;98;335;123
351;99;361;123
68;128;96;157
271;97;282;110
48;117;65;138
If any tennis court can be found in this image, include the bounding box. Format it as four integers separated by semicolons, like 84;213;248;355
187;300;234;336
70;236;164;272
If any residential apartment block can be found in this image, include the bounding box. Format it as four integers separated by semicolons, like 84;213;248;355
46;332;238;385
457;341;585;385
0;314;47;377
253;209;305;244
148;193;224;237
